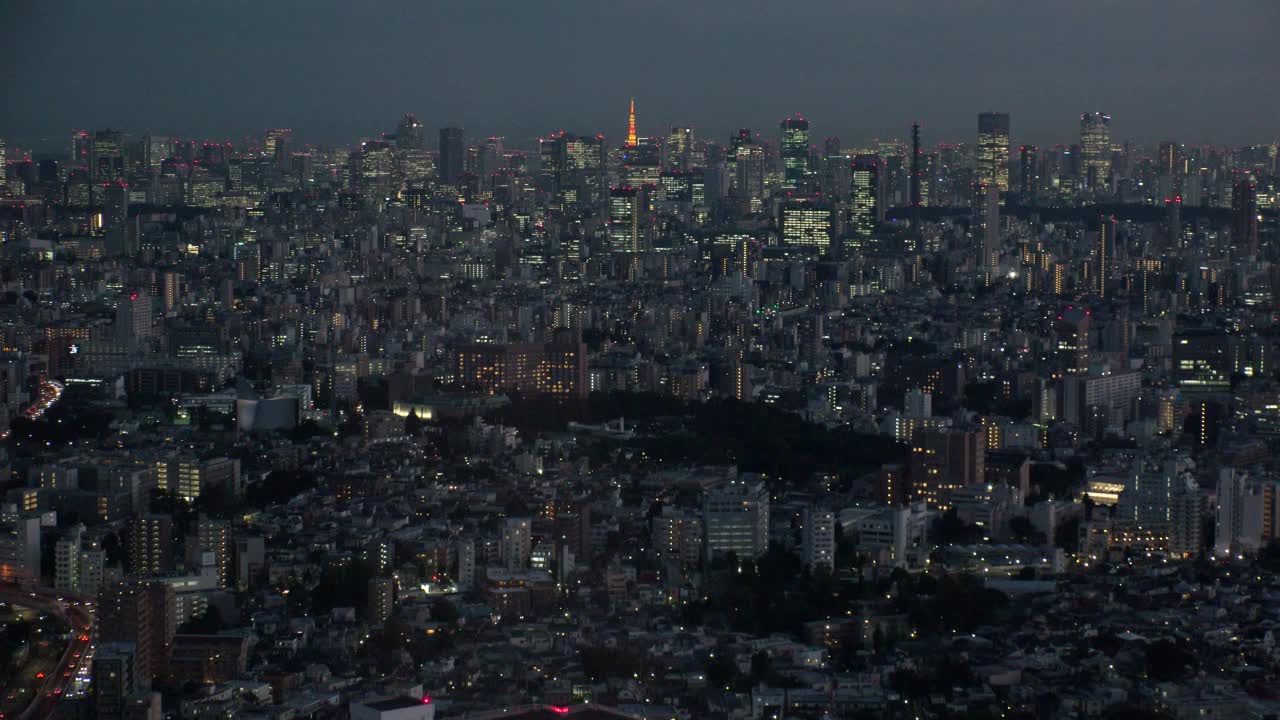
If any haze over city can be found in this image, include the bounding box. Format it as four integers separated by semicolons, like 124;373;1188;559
2;2;1280;720
3;0;1279;148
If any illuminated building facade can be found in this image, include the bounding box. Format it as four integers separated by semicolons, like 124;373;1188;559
1079;112;1111;192
608;186;641;252
666;126;693;171
849;158;879;240
779;115;810;188
454;341;588;398
908;428;986;510
781;201;832;253
976;112;1010;192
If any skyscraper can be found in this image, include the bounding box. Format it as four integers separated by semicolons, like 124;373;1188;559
1092;214;1116;297
1231;179;1260;258
780;201;832;254
1079;112;1112;192
1158;140;1183;185
850;158;880;240
264;128;291;171
438;124;465;186
909;123;922;227
104;180;129;230
779;114;810;187
143;134;170;171
396;113;424;150
540;132;604;202
976;112;1011;192
1018;145;1039;204
90;129;127;182
972;183;1000;285
666;126;693;171
733;139;765;213
608;186;641;252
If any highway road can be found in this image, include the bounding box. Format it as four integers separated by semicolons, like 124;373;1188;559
0;379;64;441
0;586;94;720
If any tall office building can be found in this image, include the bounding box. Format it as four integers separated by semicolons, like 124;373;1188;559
395;113;424;150
779;115;811;187
91;129;127;182
540;132;605;207
1018;145;1039;203
976;112;1010;192
703;480;770;562
1173;329;1231;392
608;186;641;252
780;201;832;253
264;128;291;171
666;126;694;171
1158;140;1183;186
1231;180;1260;258
438;124;465;186
143;133;170;171
352;140;396;197
622;136;661;187
734;139;765;212
1079;112;1112;192
849;157;880;241
104;180;129;230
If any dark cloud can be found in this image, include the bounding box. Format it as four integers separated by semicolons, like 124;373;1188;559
2;0;1277;150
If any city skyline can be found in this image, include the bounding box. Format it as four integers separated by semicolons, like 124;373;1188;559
3;0;1277;149
4;3;1280;719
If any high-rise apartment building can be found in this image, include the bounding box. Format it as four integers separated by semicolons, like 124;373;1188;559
128;514;174;575
454;341;588;398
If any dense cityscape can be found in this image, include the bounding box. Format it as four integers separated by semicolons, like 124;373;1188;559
3;19;1280;718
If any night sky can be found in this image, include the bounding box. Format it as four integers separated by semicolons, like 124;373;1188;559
2;0;1277;151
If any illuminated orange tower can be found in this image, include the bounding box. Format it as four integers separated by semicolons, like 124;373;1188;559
626;98;638;147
